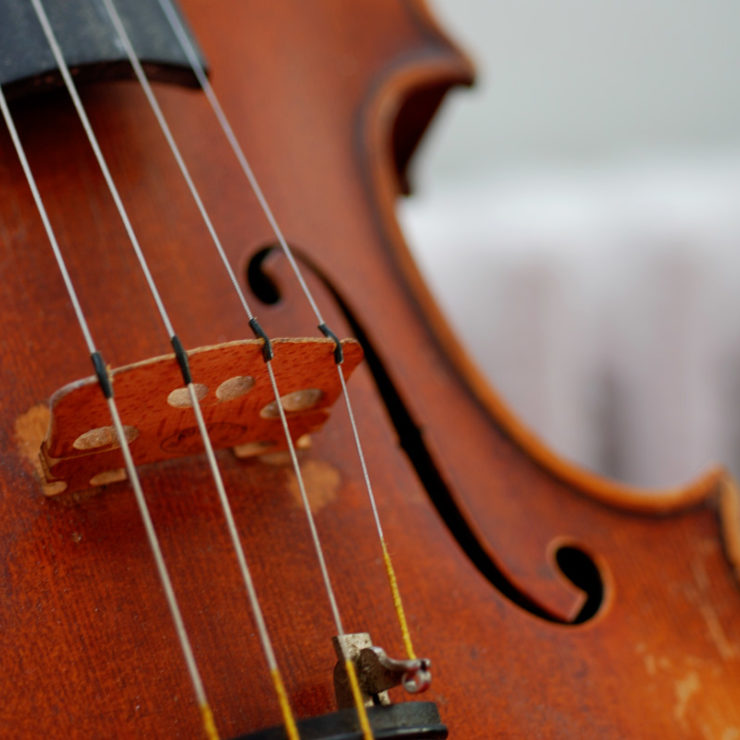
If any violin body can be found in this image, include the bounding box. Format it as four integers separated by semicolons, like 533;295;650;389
1;1;739;737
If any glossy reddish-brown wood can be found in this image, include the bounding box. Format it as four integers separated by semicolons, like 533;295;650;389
1;1;739;737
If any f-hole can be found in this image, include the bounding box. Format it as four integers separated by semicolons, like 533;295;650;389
245;245;607;626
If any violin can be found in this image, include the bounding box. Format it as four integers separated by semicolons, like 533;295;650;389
1;1;739;737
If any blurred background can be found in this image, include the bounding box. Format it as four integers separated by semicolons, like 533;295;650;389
398;0;740;488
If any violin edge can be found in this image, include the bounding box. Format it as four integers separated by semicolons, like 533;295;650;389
719;473;740;584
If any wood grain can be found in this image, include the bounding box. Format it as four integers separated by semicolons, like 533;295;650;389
0;1;737;737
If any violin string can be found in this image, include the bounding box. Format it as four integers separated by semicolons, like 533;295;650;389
0;82;217;740
28;1;303;737
100;1;373;735
157;0;418;661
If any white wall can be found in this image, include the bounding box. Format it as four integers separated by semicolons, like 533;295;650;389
400;1;740;488
415;0;740;176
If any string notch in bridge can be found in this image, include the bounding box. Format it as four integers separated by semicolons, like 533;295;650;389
170;334;194;384
248;317;274;362
319;323;344;365
90;351;113;399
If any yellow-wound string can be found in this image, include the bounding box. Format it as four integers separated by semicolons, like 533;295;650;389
263;360;374;738
270;668;300;740
345;659;373;740
161;2;413;725
336;365;418;661
381;541;416;660
200;703;220;740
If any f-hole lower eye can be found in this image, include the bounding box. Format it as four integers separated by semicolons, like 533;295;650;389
554;544;605;624
246;246;282;305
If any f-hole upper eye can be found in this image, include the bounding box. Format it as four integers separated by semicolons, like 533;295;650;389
247;246;282;305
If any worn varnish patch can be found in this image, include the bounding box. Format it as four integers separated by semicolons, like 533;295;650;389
286;459;341;513
13;404;61;495
14;403;100;503
688;542;740;661
674;671;700;724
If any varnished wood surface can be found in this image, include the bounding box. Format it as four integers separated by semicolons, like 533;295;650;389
0;1;738;737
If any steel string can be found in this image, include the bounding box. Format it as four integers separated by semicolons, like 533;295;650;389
0;75;218;740
27;0;296;736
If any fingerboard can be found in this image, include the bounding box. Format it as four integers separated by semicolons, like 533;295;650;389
0;0;205;99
